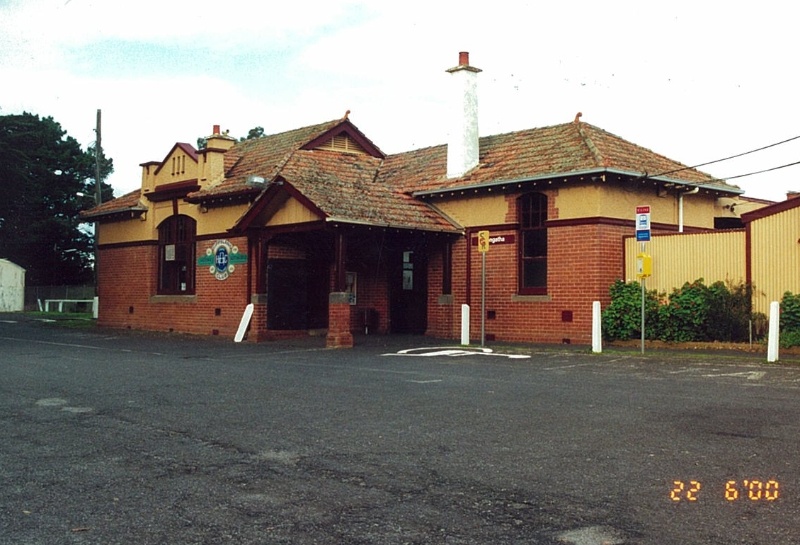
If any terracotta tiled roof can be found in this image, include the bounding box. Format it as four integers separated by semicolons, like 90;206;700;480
80;189;146;220
87;116;741;227
381;120;741;195
187;119;346;202
277;150;457;232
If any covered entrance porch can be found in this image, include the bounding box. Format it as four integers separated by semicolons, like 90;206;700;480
248;224;451;346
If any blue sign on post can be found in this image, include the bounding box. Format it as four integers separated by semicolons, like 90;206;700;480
635;205;651;242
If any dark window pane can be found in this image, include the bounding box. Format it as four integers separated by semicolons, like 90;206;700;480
523;259;547;288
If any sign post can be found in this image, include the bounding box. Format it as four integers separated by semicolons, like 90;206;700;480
635;206;651;354
477;230;489;347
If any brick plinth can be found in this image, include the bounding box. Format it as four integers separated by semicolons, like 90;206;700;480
326;292;354;348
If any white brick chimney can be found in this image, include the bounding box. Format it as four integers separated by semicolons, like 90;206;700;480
446;51;482;178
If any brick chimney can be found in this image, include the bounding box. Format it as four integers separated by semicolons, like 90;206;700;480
200;124;236;186
446;52;482;178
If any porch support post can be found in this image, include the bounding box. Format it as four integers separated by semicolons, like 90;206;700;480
327;232;353;348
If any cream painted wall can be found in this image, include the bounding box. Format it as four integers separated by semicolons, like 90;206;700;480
267;196;321;226
430;194;508;227
428;183;726;228
97;217;154;245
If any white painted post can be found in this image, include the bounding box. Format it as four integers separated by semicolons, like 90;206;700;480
235;303;254;343
461;304;470;346
767;301;780;363
93;296;99;319
592;301;602;353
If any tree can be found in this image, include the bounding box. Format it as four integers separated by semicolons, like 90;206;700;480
240;126;264;141
0;112;114;286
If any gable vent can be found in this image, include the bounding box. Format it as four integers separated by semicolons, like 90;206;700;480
317;133;366;154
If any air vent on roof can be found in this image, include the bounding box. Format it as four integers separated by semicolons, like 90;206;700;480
317;133;366;154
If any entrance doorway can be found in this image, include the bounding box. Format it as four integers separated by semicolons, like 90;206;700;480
266;258;328;330
389;248;427;334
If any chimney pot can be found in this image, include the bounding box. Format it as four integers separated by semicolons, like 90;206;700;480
459;51;469;65
213;124;220;135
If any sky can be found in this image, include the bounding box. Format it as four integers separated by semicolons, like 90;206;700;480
1;0;799;203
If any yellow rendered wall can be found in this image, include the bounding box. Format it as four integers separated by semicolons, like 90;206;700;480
430;193;508;227
624;230;746;294
267;196;321;226
97;218;153;245
749;206;800;315
430;183;724;229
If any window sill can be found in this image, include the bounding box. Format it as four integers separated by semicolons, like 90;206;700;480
512;294;551;303
150;295;198;304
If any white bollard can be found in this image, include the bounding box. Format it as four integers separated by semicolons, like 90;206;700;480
461;304;470;346
767;301;780;363
235;303;254;343
592;301;602;353
93;296;99;319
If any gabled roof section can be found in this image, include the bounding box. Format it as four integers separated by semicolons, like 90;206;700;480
380;118;742;197
301;115;384;158
187;117;382;204
234;149;459;233
153;142;198;176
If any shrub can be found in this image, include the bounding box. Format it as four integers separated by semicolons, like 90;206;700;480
657;280;710;342
780;292;800;347
603;278;757;343
601;280;661;340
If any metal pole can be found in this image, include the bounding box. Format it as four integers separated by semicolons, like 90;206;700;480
481;251;486;347
641;277;645;354
640;241;646;354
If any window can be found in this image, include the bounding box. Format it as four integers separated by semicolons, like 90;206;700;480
158;215;196;294
519;193;547;294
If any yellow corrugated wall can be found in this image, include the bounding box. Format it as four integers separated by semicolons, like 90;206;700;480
624;231;746;298
749;206;800;315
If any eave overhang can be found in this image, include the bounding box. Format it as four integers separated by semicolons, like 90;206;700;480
325;216;462;235
412;168;744;198
80;205;148;222
144;179;200;202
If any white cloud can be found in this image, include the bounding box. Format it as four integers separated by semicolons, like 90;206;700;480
2;0;799;201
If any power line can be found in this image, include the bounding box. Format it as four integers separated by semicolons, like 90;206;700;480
718;159;800;181
649;134;800;179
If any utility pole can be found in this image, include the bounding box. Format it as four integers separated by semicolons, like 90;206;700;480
95;109;102;206
92;109;102;310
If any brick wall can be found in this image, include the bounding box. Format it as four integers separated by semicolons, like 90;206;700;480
426;221;629;345
97;236;252;339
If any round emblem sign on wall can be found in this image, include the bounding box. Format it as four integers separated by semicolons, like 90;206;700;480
206;240;238;281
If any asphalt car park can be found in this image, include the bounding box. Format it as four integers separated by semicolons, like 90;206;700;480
2;314;800;544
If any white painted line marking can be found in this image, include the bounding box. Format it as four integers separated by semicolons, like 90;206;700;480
702;371;766;380
408;379;443;384
383;347;530;359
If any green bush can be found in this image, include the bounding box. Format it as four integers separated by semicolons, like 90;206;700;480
602;278;756;343
780;291;800;332
601;280;661;340
780;292;800;347
657;280;710;342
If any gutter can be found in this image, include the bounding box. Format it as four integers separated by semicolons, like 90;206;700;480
324;216;462;235
411;168;744;198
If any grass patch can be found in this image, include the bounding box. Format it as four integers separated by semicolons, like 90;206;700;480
26;311;96;329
